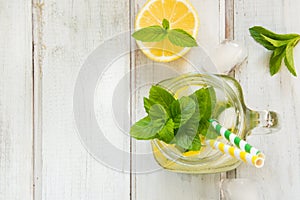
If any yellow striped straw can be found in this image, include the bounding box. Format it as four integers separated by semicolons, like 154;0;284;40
206;140;264;168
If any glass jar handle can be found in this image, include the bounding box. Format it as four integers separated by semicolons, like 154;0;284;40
245;109;280;135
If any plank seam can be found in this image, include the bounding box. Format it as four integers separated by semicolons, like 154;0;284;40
31;0;35;199
224;0;237;198
129;0;134;200
32;1;45;200
130;0;138;199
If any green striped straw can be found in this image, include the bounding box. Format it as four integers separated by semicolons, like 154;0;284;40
209;119;265;159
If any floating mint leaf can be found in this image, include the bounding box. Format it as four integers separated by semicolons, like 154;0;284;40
143;97;155;113
157;119;174;143
205;127;219;140
170;96;196;128
189;133;202;151
190;87;216;136
132;25;167;42
168;29;198;47
175;111;201;151
149;104;168;122
130;104;168;140
149;85;176;115
189;87;216;119
130;116;161;140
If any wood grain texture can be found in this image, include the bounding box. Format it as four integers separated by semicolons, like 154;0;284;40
34;0;131;199
2;0;300;199
0;1;33;199
234;0;300;199
225;0;234;40
131;1;224;200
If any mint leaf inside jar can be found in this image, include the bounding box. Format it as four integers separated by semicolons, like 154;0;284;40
129;85;217;152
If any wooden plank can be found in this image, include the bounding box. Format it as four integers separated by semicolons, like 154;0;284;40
131;1;224;199
34;0;131;199
225;0;234;40
234;0;300;199
223;0;236;180
0;1;33;200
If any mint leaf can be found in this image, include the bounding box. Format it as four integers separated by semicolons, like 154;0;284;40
168;29;198;47
149;104;168;122
175;112;201;151
143;97;155;113
131;85;219;152
198;120;211;136
157;119;174;143
249;27;276;50
211;101;231;119
132;25;167;42
162;18;170;30
130;117;162;140
130;104;168;140
269;46;286;76
170;96;196;128
207;87;217;115
250;26;299;41
284;43;297;76
149;85;176;115
189;133;201;151
132;19;197;48
189;87;216;136
249;26;300;76
261;35;291;47
189;88;208;120
205;127;219;140
190;87;216;120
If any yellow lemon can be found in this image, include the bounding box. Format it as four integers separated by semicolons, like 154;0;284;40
135;0;200;62
182;150;202;157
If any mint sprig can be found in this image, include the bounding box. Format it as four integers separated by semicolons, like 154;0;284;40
131;25;167;42
130;85;217;151
168;29;198;47
249;26;300;76
130;104;168;140
162;18;170;30
132;18;198;48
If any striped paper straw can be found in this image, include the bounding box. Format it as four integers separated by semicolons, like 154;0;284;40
209;119;265;159
206;140;264;168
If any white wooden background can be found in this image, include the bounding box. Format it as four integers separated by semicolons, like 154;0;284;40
1;0;300;199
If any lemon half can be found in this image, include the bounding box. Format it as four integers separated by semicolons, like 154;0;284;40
135;0;200;62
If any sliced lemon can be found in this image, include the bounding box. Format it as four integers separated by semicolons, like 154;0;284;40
182;150;202;157
135;0;200;62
